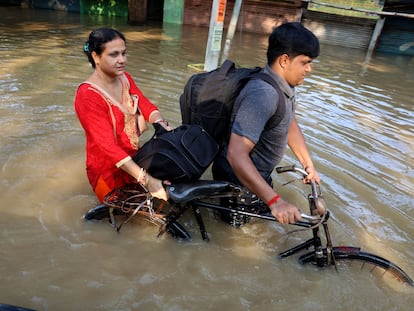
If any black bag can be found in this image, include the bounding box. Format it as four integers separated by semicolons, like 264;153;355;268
133;124;218;182
179;59;285;147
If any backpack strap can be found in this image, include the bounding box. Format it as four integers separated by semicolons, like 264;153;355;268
249;72;286;129
218;60;236;76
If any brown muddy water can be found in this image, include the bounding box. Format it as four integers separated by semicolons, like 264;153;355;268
0;6;413;311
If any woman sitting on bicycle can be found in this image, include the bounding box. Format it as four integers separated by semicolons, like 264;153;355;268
74;28;171;203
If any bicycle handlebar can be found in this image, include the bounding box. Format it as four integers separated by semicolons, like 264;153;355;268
276;164;327;216
276;165;316;196
276;165;308;178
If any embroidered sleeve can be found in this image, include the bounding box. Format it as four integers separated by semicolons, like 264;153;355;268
74;85;130;165
116;155;132;168
124;72;159;120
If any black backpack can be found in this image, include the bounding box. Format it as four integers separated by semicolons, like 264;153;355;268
179;59;286;147
133;123;218;182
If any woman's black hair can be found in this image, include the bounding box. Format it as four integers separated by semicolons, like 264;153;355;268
83;28;126;68
267;22;320;65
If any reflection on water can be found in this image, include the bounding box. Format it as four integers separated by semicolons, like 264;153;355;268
0;6;413;311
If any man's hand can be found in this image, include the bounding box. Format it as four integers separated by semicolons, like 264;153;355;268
303;165;320;184
269;198;302;224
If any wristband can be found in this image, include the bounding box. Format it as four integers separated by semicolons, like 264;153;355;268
154;118;169;126
267;194;281;207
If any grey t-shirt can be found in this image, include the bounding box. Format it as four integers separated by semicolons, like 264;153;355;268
230;64;296;179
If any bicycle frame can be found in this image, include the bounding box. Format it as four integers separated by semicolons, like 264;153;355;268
273;165;335;266
88;165;414;285
168;166;413;285
170;165;332;264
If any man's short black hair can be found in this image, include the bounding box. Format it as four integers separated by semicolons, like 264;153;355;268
267;22;320;65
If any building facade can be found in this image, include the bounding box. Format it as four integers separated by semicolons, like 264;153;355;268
1;0;413;56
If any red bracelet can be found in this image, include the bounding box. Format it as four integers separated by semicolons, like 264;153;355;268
267;194;281;207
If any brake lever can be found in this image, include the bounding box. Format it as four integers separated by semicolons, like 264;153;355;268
314;196;327;215
300;213;322;223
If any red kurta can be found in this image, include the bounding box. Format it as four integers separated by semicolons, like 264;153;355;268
74;72;158;201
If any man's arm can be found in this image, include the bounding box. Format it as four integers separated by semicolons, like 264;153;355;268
226;133;301;224
287;116;320;183
226;133;275;202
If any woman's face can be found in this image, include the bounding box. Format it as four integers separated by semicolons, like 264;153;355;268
93;37;127;77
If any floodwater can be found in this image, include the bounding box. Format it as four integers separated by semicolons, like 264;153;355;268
0;6;413;311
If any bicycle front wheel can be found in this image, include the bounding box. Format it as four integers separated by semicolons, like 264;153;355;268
299;246;414;286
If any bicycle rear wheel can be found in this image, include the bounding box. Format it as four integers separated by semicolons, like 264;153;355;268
299;246;414;286
84;185;191;239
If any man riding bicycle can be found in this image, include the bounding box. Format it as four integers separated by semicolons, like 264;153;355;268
212;22;321;225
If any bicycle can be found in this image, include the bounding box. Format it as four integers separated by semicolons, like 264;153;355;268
84;164;414;286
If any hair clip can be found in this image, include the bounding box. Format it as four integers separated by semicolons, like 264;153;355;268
83;43;90;53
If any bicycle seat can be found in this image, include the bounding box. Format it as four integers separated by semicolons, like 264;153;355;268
167;180;231;203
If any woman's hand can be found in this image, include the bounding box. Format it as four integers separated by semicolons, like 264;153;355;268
154;118;173;131
146;174;169;201
120;160;170;201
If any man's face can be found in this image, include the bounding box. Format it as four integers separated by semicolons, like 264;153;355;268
284;54;314;86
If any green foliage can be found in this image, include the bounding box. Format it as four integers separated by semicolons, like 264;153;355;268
85;0;128;17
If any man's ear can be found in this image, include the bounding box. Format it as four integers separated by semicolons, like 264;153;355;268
278;54;289;69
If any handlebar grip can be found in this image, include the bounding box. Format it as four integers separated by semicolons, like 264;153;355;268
275;165;296;174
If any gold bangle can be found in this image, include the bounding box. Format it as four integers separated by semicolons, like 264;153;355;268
137;168;146;185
